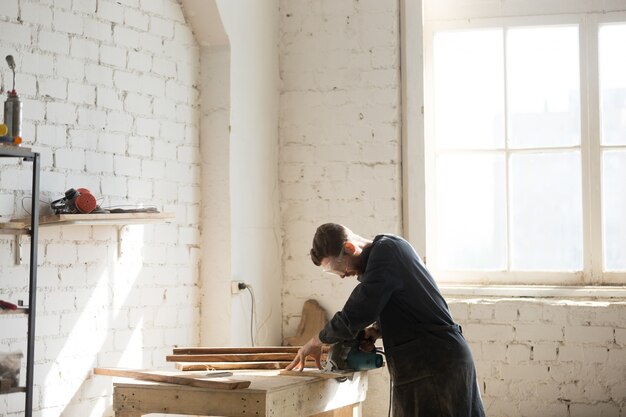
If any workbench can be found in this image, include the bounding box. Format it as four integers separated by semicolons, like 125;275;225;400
111;369;368;417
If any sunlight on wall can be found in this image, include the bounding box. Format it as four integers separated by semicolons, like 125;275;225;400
41;226;145;414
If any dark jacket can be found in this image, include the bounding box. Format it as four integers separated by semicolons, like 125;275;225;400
319;234;485;417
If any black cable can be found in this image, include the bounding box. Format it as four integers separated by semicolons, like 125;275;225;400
245;285;256;346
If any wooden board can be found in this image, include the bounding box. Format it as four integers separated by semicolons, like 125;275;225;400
35;212;175;226
279;369;354;380
175;361;321;371
167;352;328;363
284;299;329;346
174;346;302;354
93;367;250;390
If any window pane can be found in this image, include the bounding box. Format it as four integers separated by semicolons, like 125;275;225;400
507;26;580;149
510;152;583;270
434;29;504;150
602;150;626;270
436;153;506;270
599;23;626;146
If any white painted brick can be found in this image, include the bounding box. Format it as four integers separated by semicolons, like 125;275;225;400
73;0;97;14
128;136;152;157
507;343;531;362
70;39;99;63
114;70;142;92
138;32;163;54
38;30;70;54
54;148;85;170
502;363;549;381
125;8;149;30
617;329;626;345
469;302;494;320
153;139;176;159
46;102;77;124
113;26;140;49
83;17;111;42
570;403;620;417
150;16;174;39
52;56;84;82
142;159;165;178
0;0;18;18
178;226;199;245
68;82;95;105
23;98;46;121
153;97;176;117
39;78;67;99
13;73;37;96
69;129;98;150
516;324;563;342
136;117;159;137
152;57;176;77
160;120;183;139
77;108;106;129
85;150;114;174
139;74;166;96
165;160;191;179
565;326;614;344
96;87;123;110
465;323;514;341
128;178;153;199
53;10;84;34
558;345;584;361
86;64;114;86
76;244;108;263
23;52;54;76
125;93;152;115
154;180;177;200
46;244;77;266
532;342;558;361
607;347;625;365
178;184;200;204
97;0;124;23
98;132;127;154
21;2;53;27
114;155;141;177
100;45;127;68
128;51;152;72
40;171;66;194
107;111;134;133
583;346;609;363
101;176;127;197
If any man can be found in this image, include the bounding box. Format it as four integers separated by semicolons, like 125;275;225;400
286;223;485;417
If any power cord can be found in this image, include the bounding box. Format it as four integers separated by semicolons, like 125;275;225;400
238;283;256;347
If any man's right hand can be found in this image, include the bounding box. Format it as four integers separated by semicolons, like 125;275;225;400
360;324;381;352
285;335;323;371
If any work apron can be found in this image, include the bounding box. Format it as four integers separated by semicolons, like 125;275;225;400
384;324;486;417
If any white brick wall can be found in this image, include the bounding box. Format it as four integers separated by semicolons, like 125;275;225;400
0;1;200;416
449;298;626;417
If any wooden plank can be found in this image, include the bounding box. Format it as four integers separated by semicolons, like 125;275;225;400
172;346;330;354
279;369;354;380
284;299;329;346
34;212;175;226
93;367;250;390
175;361;321;371
167;352;328;362
173;346;300;354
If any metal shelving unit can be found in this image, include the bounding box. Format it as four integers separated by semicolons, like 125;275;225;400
0;146;40;417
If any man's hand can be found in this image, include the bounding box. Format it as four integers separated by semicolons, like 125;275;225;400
285;335;323;371
360;324;381;352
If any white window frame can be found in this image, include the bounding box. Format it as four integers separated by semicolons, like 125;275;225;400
402;1;626;288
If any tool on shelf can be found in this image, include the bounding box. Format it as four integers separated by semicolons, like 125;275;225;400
1;55;23;146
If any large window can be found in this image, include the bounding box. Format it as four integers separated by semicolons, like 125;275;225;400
423;12;626;285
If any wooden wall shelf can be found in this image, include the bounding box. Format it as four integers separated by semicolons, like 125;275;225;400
37;212;175;226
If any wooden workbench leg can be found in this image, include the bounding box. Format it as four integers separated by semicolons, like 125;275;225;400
311;402;362;417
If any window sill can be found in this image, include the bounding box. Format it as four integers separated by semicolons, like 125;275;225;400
439;284;626;299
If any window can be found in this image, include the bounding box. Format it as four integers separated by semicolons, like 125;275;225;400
422;9;626;285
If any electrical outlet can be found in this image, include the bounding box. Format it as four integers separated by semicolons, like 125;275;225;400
231;281;247;294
